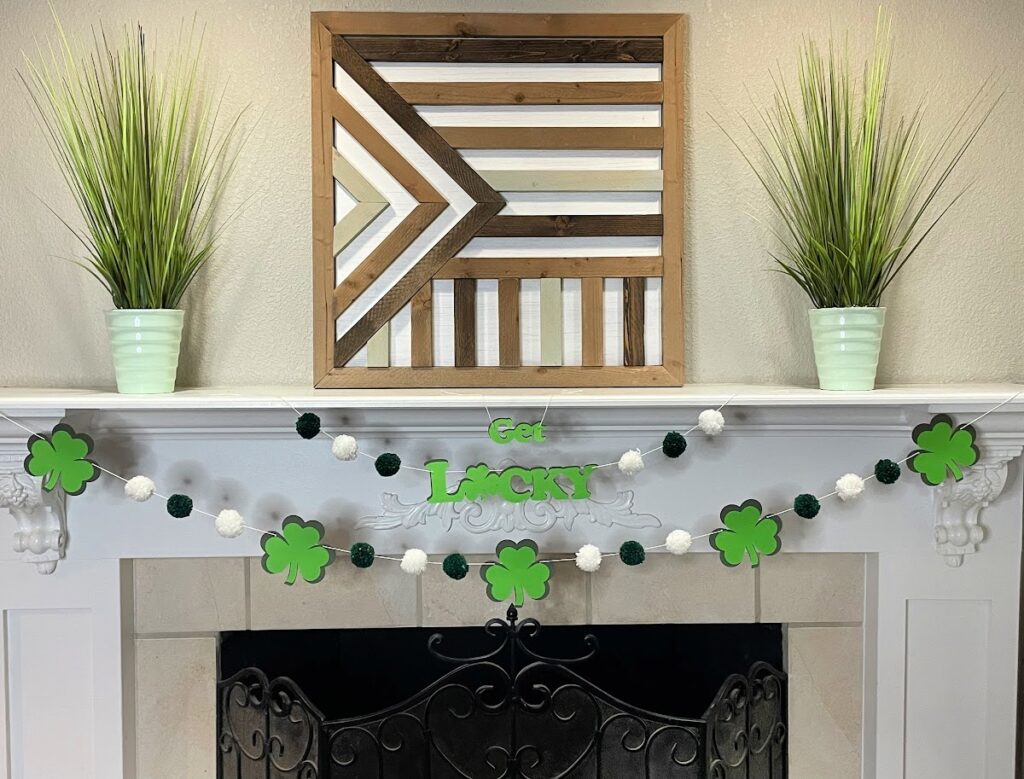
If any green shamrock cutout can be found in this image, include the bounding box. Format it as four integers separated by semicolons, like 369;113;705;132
23;423;99;496
909;414;979;486
459;464;502;502
711;499;781;568
481;539;551;607
260;516;334;585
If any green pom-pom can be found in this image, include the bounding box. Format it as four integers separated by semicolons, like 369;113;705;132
375;453;401;477
295;412;321;439
350;542;375;568
166;494;193;518
794;493;820;519
875;458;901;485
662;431;687;458
619;540;646;566
442;553;469;580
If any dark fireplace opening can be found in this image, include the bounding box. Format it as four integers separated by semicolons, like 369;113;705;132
218;609;787;778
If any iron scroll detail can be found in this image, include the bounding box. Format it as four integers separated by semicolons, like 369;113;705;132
218;607;787;778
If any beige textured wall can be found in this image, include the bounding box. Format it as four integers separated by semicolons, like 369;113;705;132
1;0;1021;388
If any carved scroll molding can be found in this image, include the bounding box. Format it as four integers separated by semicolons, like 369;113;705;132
0;411;67;574
934;445;1022;567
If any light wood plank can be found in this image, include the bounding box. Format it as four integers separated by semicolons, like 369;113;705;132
498;278;521;367
332;150;386;203
315;365;682;388
498;191;662;216
660;17;685;384
348;37;663;63
393;81;663;105
480;170;662;192
454;278;477;367
478;215;663;238
581;277;604;367
410;283;433;367
623;276;645;366
540;278;563;367
332;201;388;256
437;256;663;279
438;126;663;149
366;323;390;367
312;19;334;383
314;13;681;38
332;202;446;317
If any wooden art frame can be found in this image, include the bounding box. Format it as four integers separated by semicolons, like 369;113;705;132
311;12;686;387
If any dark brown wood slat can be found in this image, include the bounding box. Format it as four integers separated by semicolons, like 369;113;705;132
581;277;604;367
392;81;663;105
498;278;521;367
437;126;663;150
623;276;645;366
316;13;680;38
478;215;662;238
346;36;663;63
437;257;663;279
454;278;477;367
411;283;433;367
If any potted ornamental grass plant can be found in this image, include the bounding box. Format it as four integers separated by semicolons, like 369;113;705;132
22;22;244;393
720;13;997;390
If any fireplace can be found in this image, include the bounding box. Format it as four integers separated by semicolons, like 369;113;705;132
218;606;786;778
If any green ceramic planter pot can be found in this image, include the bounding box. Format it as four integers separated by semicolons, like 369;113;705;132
105;309;184;394
808;307;885;391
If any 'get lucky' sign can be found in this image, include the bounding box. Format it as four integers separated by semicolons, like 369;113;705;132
426;418;597;504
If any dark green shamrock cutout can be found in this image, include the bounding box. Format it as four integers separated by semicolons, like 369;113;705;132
23;423;99;496
711;499;781;568
909;414;979;486
459;463;501;501
260;516;334;585
481;539;550;607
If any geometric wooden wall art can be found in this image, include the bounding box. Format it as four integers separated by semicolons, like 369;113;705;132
311;12;686;387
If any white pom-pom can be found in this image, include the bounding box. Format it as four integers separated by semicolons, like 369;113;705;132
124;475;155;502
698;408;725;436
332;434;358;461
215;509;245;538
400;548;428;575
666;529;693;555
618;448;645;476
836;473;865;502
575;544;603;573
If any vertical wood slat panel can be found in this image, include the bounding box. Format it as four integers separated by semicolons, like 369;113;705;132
539;278;563;366
498;278;521;367
411;284;433;367
623;276;645;366
366;323;391;367
454;278;477;367
660;17;685;382
581;277;604;367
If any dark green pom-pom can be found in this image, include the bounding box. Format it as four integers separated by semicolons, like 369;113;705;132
295;412;321;439
662;431;687;458
166;494;193;518
875;458;901;485
375;453;401;477
443;553;469;580
350;542;375;568
794;493;820;519
619;540;646;566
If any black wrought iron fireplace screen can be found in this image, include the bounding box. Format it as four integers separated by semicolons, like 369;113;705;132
218;606;787;778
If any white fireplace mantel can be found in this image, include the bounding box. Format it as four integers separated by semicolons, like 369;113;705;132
0;383;1021;779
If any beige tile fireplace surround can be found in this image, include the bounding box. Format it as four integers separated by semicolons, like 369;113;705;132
130;553;865;778
1;385;1021;779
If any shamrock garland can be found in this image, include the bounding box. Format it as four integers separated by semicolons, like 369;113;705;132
23;423;99;496
260;516;334;585
908;414;979;486
481;540;551;607
711;500;781;568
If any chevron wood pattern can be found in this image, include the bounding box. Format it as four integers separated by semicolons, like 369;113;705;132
312;12;686;387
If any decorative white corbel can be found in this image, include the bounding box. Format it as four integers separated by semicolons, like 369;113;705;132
0;411;68;574
933;445;1020;567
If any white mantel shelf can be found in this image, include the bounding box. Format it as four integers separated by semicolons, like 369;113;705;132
0;382;1021;410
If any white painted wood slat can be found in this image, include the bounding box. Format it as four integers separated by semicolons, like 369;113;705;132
417;105;662;127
